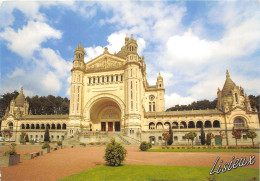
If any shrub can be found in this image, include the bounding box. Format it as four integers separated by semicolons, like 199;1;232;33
90;142;95;145
20;139;26;144
80;143;86;147
147;142;152;149
104;138;127;166
44;127;50;142
57;141;62;146
168;126;173;145
42;142;50;149
29;140;35;144
4;143;17;156
25;134;29;142
139;141;149;151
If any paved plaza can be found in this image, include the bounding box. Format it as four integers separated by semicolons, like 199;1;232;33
0;146;259;181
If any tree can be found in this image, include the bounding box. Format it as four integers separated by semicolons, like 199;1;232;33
139;141;149;151
206;132;215;146
186;131;197;148
162;133;170;146
232;128;241;147
25;134;29;142
20;132;26;140
104;138;127;166
167;126;173;145
246;130;257;147
44;127;50;142
200;126;206;145
184;133;190;145
0;91;19;118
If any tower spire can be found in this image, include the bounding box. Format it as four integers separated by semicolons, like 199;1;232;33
226;69;230;78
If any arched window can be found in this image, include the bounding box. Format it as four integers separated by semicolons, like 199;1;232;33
180;121;187;129
46;124;50;129
41;124;45;129
188;121;195;128
234;118;245;128
26;124;30;129
8;122;13;130
51;124;56;129
57;124;61;129
21;124;25;129
36;124;40;129
149;122;155;129
196;121;203;128
164;122;171;129
213;120;220;128
205;121;212;128
156;122;163;129
62;124;66;130
31;124;35;129
172;122;178;129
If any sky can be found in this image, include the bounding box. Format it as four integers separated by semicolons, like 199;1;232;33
0;0;259;109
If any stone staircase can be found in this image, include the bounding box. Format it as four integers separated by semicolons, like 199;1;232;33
63;132;141;146
63;136;81;147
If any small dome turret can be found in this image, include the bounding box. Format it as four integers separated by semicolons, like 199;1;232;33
15;87;25;107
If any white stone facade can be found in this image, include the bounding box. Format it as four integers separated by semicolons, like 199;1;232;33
1;35;259;146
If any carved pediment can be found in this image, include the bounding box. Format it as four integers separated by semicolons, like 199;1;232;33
86;54;125;73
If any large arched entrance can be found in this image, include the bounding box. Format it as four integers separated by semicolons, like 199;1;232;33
89;98;122;132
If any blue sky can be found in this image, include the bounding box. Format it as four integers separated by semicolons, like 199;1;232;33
0;1;259;108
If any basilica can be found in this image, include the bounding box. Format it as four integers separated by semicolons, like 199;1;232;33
1;35;259;146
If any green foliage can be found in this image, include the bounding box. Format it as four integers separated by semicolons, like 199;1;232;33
0;90;70;117
104;138;127;166
0;91;19;118
200;126;206;145
4;143;17;156
162;133;170;146
29;140;35;144
232;129;241;147
139;142;149;151
80;143;86;147
25;134;29;142
246;130;257;147
186;131;197;148
20;139;26;144
147;142;152;149
57;141;62;146
167;126;173;145
166;99;218;112
42;142;50;149
20;132;26;140
59;164;259;181
44;127;50;142
206;133;214;146
248;95;259;112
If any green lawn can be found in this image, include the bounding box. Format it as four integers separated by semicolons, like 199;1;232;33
60;164;259;181
148;148;260;153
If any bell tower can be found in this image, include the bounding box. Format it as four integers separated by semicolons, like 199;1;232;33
124;34;142;138
69;42;85;135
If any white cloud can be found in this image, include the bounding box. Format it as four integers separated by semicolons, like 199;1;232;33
84;46;103;62
165;30;219;65
165;93;195;109
0;21;62;58
7;68;25;78
106;33;125;54
85;32;147;62
41;71;61;93
40;48;72;77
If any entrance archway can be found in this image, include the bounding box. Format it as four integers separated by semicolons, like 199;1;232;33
89;98;122;132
